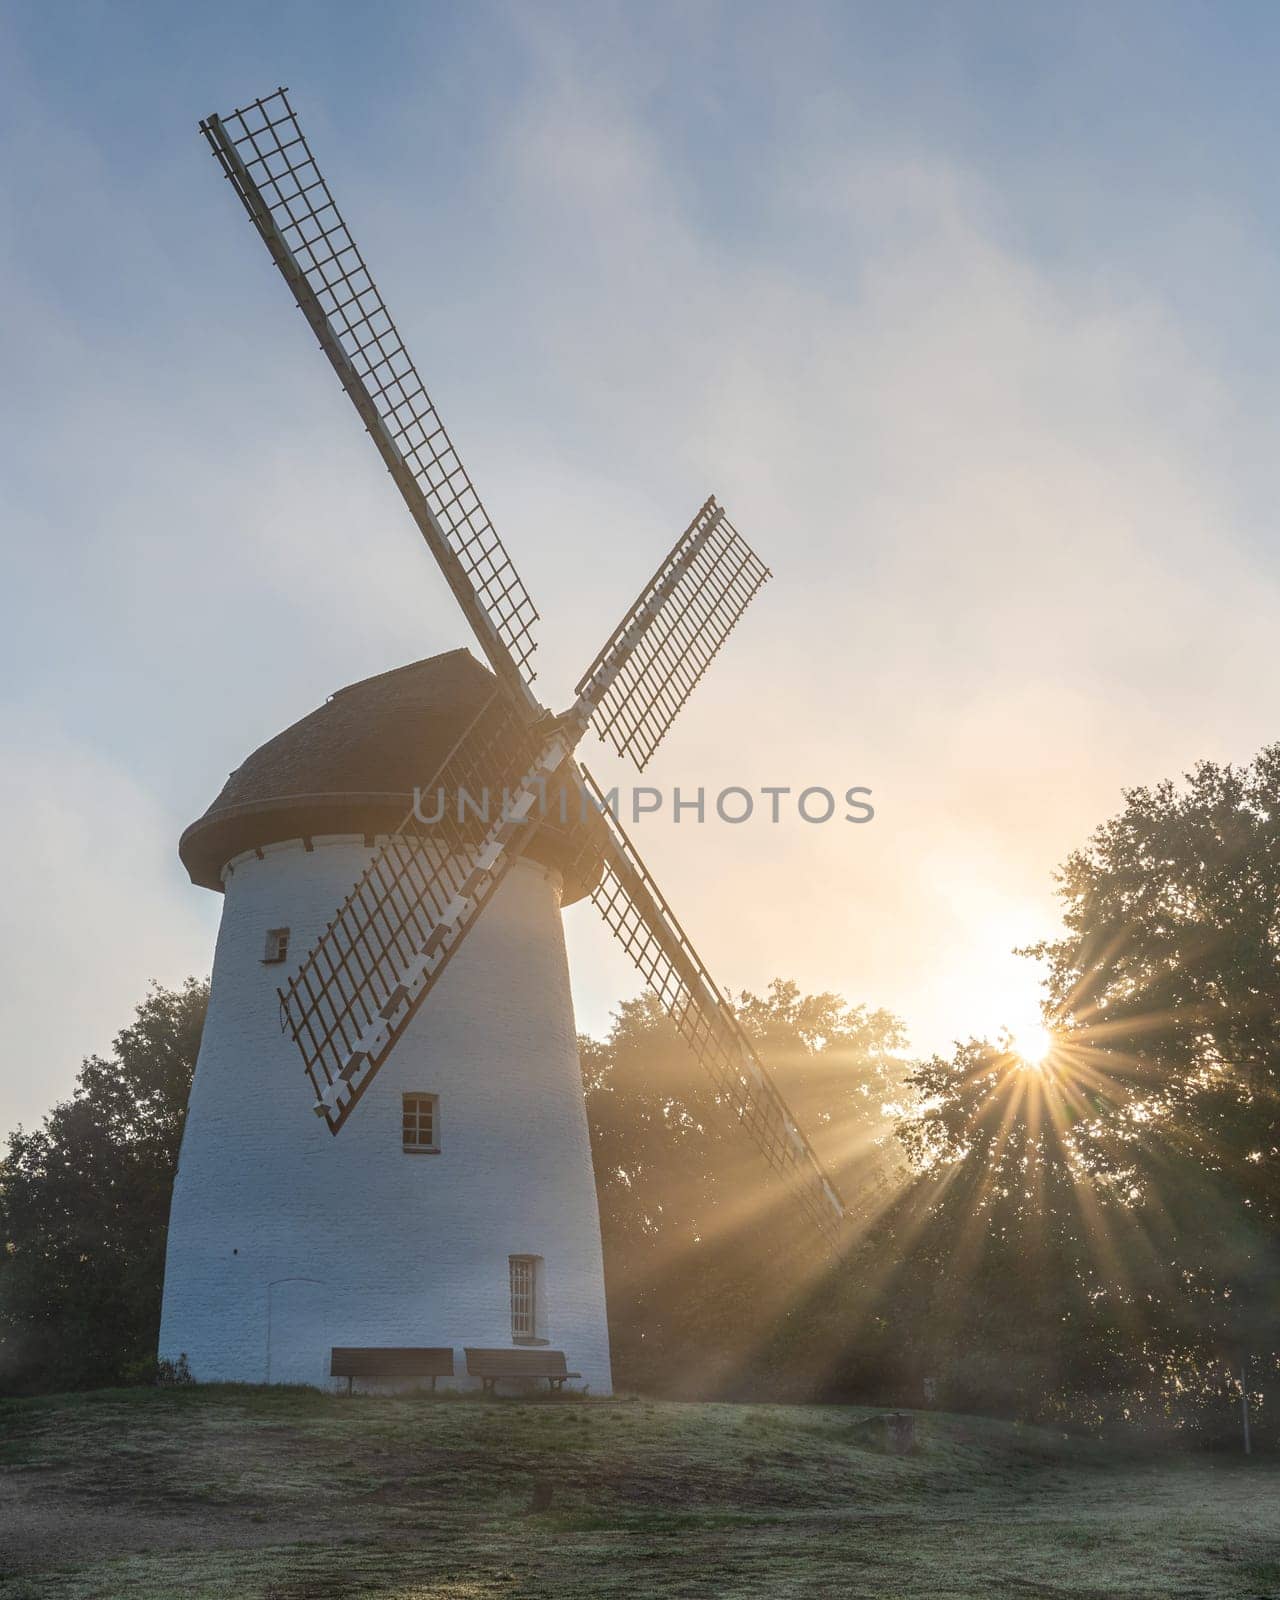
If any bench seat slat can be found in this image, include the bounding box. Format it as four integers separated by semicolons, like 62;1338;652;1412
464;1348;580;1390
330;1346;454;1379
465;1347;572;1378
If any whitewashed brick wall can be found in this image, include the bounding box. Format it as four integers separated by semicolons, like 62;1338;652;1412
159;839;613;1394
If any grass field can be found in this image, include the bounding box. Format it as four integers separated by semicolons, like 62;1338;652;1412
0;1385;1276;1599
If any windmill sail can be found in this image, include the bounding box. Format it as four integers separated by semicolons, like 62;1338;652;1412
277;490;773;1134
278;688;561;1132
201;89;540;713
571;769;846;1244
573;498;771;770
204;90;840;1252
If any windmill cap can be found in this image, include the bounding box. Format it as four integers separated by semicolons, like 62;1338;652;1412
178;649;598;903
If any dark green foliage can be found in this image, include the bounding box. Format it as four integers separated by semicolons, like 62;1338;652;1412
2;747;1276;1442
583;982;908;1396
0;979;208;1393
585;750;1280;1441
837;751;1280;1440
1031;751;1280;1368
1024;750;1280;1438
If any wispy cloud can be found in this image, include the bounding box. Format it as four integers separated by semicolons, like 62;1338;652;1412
0;719;214;1131
2;2;1278;1132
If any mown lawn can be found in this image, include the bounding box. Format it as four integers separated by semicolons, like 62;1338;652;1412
0;1385;1276;1598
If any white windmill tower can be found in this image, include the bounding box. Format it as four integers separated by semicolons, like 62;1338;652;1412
159;88;845;1393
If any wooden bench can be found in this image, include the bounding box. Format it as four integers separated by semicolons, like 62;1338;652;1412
465;1347;581;1394
330;1347;454;1394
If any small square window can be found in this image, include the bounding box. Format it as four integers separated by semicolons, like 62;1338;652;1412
402;1092;439;1153
263;928;290;964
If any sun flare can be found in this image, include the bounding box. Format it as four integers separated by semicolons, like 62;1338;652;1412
1009;1021;1054;1068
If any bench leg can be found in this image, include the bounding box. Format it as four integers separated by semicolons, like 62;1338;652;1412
347;1376;353;1397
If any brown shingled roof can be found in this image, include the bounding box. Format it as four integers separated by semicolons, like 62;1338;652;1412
178;650;594;903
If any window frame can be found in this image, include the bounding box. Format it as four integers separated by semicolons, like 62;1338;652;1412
401;1091;440;1155
262;927;291;965
509;1253;546;1345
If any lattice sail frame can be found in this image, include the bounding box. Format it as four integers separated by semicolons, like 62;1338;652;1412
272;482;773;1138
201;88;540;710
571;771;846;1243
278;690;564;1132
203;87;841;1241
575;498;771;771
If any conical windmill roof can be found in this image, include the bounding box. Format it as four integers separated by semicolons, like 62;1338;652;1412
179;649;595;902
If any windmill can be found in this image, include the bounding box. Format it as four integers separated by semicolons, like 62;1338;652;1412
159;88;844;1392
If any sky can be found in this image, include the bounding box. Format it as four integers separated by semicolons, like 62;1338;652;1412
3;0;1280;1137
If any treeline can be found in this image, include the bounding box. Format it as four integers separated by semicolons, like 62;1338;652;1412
1;750;1276;1446
590;749;1279;1445
0;979;208;1392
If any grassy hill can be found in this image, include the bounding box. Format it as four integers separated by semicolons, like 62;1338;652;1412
0;1386;1276;1598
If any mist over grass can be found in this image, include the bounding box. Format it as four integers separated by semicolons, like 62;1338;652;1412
1;1385;1276;1598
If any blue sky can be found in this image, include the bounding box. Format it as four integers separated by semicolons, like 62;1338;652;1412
4;1;1280;1135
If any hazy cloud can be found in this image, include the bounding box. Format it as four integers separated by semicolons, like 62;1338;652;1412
3;2;1278;1132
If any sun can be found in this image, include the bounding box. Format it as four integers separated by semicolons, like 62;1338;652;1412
1009;1021;1054;1068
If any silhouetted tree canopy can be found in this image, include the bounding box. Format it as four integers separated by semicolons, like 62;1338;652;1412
583;982;907;1395
1028;750;1280;1429
0;979;207;1393
1;750;1276;1441
850;751;1280;1438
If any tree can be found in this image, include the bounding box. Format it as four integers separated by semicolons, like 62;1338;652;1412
1026;750;1280;1435
0;979;208;1393
872;1037;1126;1420
582;981;907;1396
870;751;1280;1436
736;979;909;1227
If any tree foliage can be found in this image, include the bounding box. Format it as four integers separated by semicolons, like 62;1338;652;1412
583;981;908;1395
858;752;1280;1437
1;748;1276;1440
1028;751;1280;1430
0;979;207;1393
